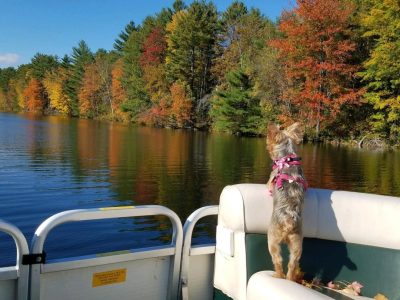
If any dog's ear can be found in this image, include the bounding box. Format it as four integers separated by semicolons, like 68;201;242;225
267;123;280;142
284;122;304;144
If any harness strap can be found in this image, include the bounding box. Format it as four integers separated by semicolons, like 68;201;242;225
273;173;308;191
269;154;308;194
273;154;302;171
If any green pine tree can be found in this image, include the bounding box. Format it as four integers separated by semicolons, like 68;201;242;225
120;27;150;118
65;40;94;116
114;21;136;53
173;0;186;12
210;69;263;135
30;53;59;80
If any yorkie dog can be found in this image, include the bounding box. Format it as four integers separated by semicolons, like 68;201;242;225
266;122;307;281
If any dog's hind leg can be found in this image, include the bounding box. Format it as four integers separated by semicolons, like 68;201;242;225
286;233;302;281
267;231;285;278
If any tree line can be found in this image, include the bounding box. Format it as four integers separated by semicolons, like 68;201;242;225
0;0;399;144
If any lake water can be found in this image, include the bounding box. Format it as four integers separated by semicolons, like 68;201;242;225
0;112;399;267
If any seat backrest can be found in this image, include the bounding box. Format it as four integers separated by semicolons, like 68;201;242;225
213;184;400;300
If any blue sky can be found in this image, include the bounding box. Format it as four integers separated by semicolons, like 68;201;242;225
0;0;293;68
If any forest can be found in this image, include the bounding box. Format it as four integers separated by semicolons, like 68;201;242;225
0;0;399;145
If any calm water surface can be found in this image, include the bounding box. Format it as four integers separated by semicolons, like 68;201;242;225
0;113;399;266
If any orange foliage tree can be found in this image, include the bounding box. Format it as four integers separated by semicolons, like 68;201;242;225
24;78;46;113
111;58;127;121
271;0;361;136
78;63;101;117
170;81;192;128
141;98;170;127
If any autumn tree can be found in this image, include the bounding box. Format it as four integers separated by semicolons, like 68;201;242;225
111;58;127;121
77;50;117;118
0;88;6;111
13;66;30;111
24;78;45;113
170;81;192;128
95;50;119;118
78;63;101;117
359;0;400;142
271;0;361;137
165;1;219;124
121;11;172;120
210;69;263;135
140;26;169;117
43;67;71;115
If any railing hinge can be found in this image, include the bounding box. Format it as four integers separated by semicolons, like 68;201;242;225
22;252;46;265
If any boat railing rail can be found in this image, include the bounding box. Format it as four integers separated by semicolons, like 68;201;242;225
181;205;219;300
29;205;183;300
0;219;29;300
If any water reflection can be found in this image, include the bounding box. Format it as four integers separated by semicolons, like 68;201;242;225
0;113;399;266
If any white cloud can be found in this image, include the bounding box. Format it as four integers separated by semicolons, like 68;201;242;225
0;53;20;67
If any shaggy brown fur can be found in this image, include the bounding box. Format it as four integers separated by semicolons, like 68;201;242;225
266;122;306;281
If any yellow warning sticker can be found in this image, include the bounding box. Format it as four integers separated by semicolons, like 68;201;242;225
92;268;127;287
99;206;135;211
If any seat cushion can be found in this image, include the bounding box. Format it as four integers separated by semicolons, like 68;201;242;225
247;271;372;300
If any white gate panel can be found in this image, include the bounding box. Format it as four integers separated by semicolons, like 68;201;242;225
41;257;170;300
29;206;183;300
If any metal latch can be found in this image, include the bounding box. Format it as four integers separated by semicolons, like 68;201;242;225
22;252;46;265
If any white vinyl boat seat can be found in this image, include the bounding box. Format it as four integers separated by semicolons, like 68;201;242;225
247;271;370;300
213;184;400;300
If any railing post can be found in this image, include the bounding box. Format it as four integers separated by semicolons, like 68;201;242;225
181;205;219;300
0;219;30;300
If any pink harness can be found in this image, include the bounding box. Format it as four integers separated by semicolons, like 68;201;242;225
270;154;308;192
273;154;302;170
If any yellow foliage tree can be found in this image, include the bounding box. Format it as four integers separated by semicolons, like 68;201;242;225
43;68;71;115
0;88;6;111
142;64;168;104
165;10;188;66
14;78;26;111
0;79;19;112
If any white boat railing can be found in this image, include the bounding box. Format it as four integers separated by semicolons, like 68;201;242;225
181;205;219;300
29;205;183;300
1;205;219;300
0;219;29;300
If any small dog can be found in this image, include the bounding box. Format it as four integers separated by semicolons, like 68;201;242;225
266;122;307;281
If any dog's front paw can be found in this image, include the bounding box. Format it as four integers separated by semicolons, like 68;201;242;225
272;272;285;279
267;183;274;196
